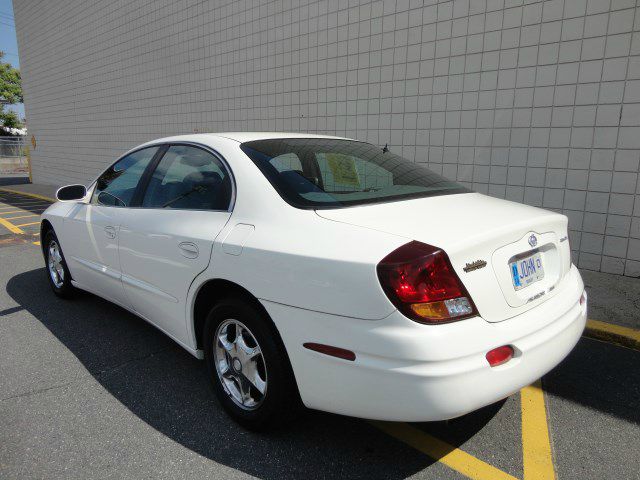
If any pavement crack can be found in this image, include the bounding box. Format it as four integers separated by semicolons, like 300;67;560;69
0;379;80;402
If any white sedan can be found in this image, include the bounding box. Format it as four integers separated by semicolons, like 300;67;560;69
41;132;587;430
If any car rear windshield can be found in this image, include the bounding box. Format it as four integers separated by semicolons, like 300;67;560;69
240;138;469;209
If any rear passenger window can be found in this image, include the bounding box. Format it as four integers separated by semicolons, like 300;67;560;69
93;147;158;207
142;145;232;210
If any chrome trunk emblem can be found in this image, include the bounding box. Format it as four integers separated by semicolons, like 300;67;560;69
463;260;487;273
528;234;537;248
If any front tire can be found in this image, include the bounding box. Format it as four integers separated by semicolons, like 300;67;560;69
203;298;300;431
44;230;75;298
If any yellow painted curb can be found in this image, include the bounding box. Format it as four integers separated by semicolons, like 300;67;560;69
584;319;640;351
0;187;55;202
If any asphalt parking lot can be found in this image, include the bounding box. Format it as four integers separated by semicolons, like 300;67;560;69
0;188;639;480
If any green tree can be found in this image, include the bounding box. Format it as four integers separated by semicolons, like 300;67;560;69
0;51;23;133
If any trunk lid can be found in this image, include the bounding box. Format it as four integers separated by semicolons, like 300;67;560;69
316;193;571;322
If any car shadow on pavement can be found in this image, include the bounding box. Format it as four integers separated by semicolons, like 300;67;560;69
0;176;30;186
0;191;51;216
543;336;640;426
8;268;502;479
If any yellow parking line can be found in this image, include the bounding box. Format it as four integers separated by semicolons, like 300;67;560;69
0;216;24;234
3;214;39;220
0;210;27;215
15;221;40;227
585;319;640;351
521;381;555;480
0;188;56;202
0;203;50;209
0;206;49;212
0;197;48;202
371;421;518;480
33;241;40;246
0;209;45;215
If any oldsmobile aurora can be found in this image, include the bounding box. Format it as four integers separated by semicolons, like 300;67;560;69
41;133;587;430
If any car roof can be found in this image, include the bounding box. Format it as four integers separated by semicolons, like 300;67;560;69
131;132;361;158
175;132;354;143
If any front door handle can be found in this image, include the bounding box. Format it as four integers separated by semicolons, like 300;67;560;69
178;241;199;259
104;226;116;239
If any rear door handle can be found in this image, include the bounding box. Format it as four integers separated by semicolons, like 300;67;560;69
179;242;199;259
104;226;116;239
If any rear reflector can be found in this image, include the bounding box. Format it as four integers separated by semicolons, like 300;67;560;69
580;290;587;306
486;345;514;367
303;343;356;361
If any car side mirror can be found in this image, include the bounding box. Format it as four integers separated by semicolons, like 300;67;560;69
56;184;87;202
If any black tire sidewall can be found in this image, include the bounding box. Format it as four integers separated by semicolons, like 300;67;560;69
44;230;74;298
203;299;298;431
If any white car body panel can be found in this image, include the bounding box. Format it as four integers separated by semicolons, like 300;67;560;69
184;137;408;321
262;266;585;421
316;193;572;322
62;202;131;308
41;132;587;422
118;208;231;345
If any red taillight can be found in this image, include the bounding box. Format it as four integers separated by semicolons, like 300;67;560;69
377;241;478;324
486;345;514;367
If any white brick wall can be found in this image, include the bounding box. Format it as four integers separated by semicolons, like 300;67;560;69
14;0;640;276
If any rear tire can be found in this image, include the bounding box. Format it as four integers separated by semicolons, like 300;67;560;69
44;230;75;298
203;298;300;431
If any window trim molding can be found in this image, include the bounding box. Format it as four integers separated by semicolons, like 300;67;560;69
130;144;169;207
89;141;237;213
90;144;165;208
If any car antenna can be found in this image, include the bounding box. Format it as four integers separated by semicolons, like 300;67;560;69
382;143;389;153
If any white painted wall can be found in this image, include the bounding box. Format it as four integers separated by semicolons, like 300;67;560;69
14;0;640;275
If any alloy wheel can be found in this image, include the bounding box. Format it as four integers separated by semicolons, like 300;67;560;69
214;319;268;410
47;240;65;288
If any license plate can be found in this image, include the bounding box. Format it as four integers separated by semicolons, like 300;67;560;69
510;252;544;290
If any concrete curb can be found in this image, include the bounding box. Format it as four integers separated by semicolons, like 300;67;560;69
584;319;640;352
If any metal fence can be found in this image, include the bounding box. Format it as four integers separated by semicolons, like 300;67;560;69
0;136;29;174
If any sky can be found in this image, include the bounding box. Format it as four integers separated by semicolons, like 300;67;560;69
0;0;25;119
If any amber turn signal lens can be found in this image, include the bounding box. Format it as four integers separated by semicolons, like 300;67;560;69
410;301;450;320
410;297;475;322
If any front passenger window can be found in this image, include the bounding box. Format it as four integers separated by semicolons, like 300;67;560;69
142;145;232;210
93;147;159;207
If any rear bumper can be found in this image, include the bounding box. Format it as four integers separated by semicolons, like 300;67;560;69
262;265;586;422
